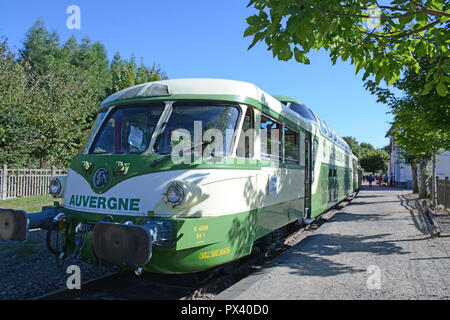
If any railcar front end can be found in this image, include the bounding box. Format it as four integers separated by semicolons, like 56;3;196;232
0;79;312;274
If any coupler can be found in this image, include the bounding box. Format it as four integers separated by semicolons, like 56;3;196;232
0;207;60;241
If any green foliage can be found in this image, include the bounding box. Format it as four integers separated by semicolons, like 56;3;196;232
382;144;391;154
366;57;450;158
359;142;376;156
365;48;448;198
343;136;361;158
108;53;167;95
245;0;449;96
343;136;375;160
0;20;168;168
343;136;388;172
19;19;62;75
359;149;390;173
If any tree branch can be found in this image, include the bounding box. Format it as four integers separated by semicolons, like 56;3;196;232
352;20;440;39
409;0;450;18
320;2;450;19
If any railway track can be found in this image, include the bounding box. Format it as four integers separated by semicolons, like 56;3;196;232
36;193;357;300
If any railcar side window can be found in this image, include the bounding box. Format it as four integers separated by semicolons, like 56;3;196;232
319;119;328;135
237;107;254;158
284;126;299;164
287;102;317;122
325;123;333;139
260;114;282;162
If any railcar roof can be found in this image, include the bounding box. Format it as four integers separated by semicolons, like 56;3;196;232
273;95;354;155
272;95;301;104
100;78;312;131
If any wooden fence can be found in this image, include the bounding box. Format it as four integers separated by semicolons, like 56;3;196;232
436;177;450;210
0;165;66;200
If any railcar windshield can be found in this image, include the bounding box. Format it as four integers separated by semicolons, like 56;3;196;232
154;102;240;155
90;103;165;154
82;110;107;154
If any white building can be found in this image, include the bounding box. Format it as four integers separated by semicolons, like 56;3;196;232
388;135;450;188
436;151;450;179
389;138;413;189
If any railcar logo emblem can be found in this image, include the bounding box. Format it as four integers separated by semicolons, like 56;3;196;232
93;168;109;189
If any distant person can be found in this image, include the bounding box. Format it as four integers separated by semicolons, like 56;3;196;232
368;174;374;187
384;174;388;186
390;174;394;187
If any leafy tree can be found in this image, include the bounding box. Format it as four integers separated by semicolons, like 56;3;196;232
108;53;168;95
343;136;361;158
359;149;390;173
244;0;449;96
0;20;169;168
367;57;449;197
0;38;36;166
63;36;112;102
360;142;375;156
19;19;62;75
343;136;378;162
29;58;97;167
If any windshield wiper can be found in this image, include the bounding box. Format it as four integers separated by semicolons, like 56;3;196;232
150;137;215;168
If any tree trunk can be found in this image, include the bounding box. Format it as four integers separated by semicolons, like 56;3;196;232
431;153;437;206
411;159;419;194
418;155;428;199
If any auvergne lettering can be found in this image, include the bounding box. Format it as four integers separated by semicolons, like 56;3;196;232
108;197;117;210
118;198;129;211
68;195;140;211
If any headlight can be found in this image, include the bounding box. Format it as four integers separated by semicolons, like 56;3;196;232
49;179;61;197
49;176;66;198
163;182;185;208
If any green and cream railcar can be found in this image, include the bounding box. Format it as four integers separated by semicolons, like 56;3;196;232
0;79;359;274
273;96;359;218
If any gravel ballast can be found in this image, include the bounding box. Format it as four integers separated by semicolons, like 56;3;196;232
0;229;113;300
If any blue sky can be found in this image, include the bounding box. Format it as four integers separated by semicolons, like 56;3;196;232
0;0;394;148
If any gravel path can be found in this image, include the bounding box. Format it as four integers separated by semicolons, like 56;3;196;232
215;187;450;300
0;229;113;300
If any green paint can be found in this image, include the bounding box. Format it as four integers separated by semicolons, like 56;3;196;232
58;197;303;274
310;162;355;218
69;154;304;194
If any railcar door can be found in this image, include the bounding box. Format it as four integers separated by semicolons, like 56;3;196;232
304;131;312;219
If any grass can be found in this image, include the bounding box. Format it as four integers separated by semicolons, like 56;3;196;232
0;195;61;258
0;195;58;213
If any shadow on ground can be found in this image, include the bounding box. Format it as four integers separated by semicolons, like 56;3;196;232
256;231;411;278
